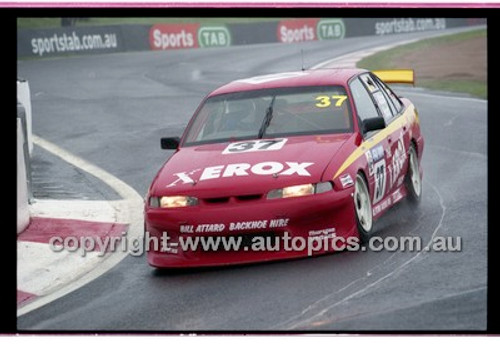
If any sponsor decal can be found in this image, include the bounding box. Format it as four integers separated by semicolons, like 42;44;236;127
374;18;446;36
229;218;289;231
373;186;405;217
372;159;387;204
365;144;386;204
365;145;384;176
339;174;354;188
373;196;392;217
30;31;118;57
277;19;318;43
150;24;231;50
167;161;314;187
391;187;404;203
150;23;199;50
223;139;287;154
179;218;290;234
180;224;225;234
229;220;268;231
388;135;407;190
277;18;346;44
269;218;289;228
316;19;345;40
198;26;231;48
308;227;336;239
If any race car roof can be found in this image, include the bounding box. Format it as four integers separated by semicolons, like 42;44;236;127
209;68;366;97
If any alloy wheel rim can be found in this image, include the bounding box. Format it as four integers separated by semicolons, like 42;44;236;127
355;175;372;232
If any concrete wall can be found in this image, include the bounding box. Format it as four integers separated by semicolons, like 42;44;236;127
17;117;30;234
17;79;33;154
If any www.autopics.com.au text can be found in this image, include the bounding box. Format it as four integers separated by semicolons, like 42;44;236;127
48;231;462;257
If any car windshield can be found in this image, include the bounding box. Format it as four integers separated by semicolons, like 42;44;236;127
183;86;353;145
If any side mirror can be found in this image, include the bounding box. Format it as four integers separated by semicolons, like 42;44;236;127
161;137;180;150
362;117;386;134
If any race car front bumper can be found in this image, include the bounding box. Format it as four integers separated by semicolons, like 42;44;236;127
145;187;357;268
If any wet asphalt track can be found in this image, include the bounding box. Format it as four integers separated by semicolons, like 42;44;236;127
17;29;487;330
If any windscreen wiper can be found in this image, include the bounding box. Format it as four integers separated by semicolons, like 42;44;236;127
258;95;276;139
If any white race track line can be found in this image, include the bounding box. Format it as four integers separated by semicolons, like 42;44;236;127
18;135;144;317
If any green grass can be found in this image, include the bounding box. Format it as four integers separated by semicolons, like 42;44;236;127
17;17;284;29
358;29;486;71
17;18;61;28
419;79;487;99
357;29;487;99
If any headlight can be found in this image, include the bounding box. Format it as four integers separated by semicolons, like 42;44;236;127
149;196;198;208
267;182;332;199
282;184;315;198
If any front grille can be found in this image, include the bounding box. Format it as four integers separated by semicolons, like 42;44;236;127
235;194;262;202
202;194;263;205
204;197;230;204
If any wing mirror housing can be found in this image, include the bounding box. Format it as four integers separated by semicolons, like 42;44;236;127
161;137;180;150
362;117;386;134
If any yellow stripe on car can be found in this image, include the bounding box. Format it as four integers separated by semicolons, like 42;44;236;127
333;105;415;180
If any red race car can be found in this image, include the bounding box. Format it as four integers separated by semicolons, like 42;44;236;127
145;68;423;268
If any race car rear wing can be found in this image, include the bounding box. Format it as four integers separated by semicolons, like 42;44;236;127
372;69;415;85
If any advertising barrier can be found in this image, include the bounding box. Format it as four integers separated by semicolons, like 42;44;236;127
18;25;125;57
342;17;484;37
275;18;346;43
18;18;485;58
150;23;200;50
227;22;277;45
149;23;232;50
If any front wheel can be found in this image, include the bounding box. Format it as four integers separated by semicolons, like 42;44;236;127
354;173;373;243
405;144;422;204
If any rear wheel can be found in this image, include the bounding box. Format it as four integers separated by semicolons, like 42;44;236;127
405;144;422;204
354;173;373;243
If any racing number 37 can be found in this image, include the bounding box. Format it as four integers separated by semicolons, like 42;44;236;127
223;138;287;154
315;95;347;108
373;159;386;204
